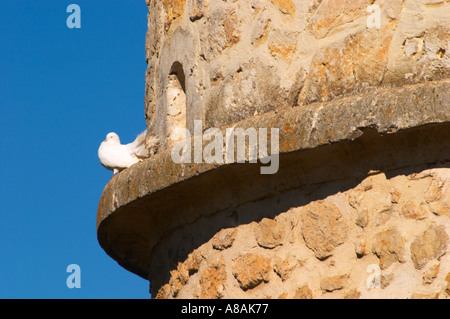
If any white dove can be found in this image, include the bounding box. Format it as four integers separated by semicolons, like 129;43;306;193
98;130;149;176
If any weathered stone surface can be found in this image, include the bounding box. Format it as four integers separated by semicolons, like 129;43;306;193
189;0;209;21
204;7;241;57
355;236;367;258
400;200;428;220
232;253;271;290
320;274;349;292
355;209;369;229
422;261;440;285
411;292;440;299
273;255;301;281
300;200;348;260
293;285;313;299
168;263;189;297
212;228;237;250
384;0;404;20
254;218;284;249
428;181;449;215
372;228;406;269
380;272;395;289
269;0;295;15
161;0;186;31
268;30;298;63
446;272;450;296
307;26;395;103
344;289;361;299
307;0;373;39
385;24;450;86
199;256;227;299
184;250;203;275
410;225;448;269
155;283;172;299
425;178;444;203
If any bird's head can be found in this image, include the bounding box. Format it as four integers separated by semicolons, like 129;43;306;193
105;132;120;144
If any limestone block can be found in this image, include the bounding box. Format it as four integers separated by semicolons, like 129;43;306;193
320;274;349;292
212;228;237;251
344;289;361;299
400;200;428;220
162;0;186;31
293;285;313;299
372;228;406;269
307;0;373;39
300;200;348;260
199;256;227;299
422;261;440;285
269;0;295;15
355;236;368;258
184;250;203;275
254;218;284;249
308;26;394;102
232;253;271;290
273;254;301;281
410;224;448;269
189;0;209;21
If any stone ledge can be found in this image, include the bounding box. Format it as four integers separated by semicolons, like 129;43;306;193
97;79;450;279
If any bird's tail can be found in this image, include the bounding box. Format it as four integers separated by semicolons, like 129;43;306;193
126;130;148;157
134;130;147;147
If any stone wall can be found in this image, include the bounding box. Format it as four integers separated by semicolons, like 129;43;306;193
154;165;450;299
144;0;449;148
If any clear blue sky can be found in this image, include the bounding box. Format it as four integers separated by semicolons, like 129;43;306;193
0;1;151;298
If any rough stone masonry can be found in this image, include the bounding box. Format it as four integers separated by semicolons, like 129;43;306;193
97;0;450;299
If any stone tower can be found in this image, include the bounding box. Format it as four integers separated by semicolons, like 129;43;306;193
97;0;450;298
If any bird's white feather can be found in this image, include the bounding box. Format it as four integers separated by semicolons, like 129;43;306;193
125;130;148;156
